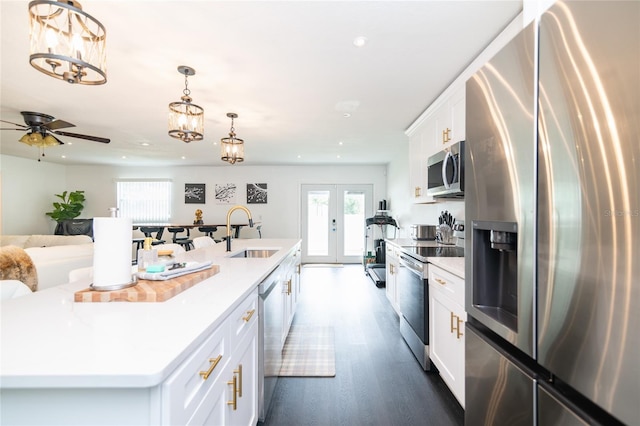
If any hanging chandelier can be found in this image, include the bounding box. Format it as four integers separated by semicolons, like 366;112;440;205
168;65;204;143
28;0;107;85
221;113;244;164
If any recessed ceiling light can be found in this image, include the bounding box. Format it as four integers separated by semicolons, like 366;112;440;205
337;155;341;159
297;155;302;159
141;142;150;147
61;155;66;159
67;142;73;145
353;36;367;47
121;156;126;159
343;113;351;118
338;141;343;146
181;156;186;160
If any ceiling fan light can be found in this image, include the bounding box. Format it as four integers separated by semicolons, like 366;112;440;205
28;0;107;85
220;113;245;165
168;66;204;143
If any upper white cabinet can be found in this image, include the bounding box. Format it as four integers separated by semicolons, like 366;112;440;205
434;85;465;151
407;84;465;204
409;119;436;203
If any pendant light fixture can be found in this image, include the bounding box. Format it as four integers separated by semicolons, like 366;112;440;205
168;65;204;143
28;0;107;85
220;113;244;164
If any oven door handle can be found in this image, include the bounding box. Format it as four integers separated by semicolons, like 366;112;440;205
399;254;424;275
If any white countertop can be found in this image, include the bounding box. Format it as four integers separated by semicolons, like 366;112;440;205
386;238;465;278
0;239;300;389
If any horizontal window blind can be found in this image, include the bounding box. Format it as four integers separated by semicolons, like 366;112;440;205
116;180;172;223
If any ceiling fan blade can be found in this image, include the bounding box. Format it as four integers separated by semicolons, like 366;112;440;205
0;127;28;131
0;119;28;129
43;119;75;130
53;130;111;144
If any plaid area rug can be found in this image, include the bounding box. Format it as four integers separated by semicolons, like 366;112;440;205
279;325;336;377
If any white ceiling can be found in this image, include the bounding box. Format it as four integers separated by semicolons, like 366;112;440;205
0;0;521;167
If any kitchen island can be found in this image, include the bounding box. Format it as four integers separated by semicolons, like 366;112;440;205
0;238;300;426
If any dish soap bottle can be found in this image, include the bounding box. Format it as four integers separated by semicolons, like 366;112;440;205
137;237;158;271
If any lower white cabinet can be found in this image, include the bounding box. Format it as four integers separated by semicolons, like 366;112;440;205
428;264;466;408
163;288;259;425
385;243;400;314
281;244;301;345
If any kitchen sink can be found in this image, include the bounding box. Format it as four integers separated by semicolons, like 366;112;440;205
229;249;279;258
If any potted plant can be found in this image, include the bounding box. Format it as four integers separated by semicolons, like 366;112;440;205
46;190;87;235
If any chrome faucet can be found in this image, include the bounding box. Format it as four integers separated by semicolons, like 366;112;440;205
226;205;254;251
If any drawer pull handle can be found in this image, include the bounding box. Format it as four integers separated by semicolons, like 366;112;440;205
199;354;222;380
435;278;447;286
242;309;256;322
227;375;237;410
450;312;464;339
235;364;243;397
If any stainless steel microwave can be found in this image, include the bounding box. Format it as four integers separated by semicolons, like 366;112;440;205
426;141;464;198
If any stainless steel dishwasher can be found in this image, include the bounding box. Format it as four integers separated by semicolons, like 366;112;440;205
258;264;284;422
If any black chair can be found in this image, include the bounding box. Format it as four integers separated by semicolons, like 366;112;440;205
167;227;194;251
139;226;166;246
199;226;222;243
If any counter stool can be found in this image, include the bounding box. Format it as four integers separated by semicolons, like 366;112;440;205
139;227;166;246
198;226;221;242
167;227;194;251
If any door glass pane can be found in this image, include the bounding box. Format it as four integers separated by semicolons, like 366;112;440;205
307;190;329;256
343;191;365;257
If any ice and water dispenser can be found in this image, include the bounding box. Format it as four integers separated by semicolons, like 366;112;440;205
471;221;518;332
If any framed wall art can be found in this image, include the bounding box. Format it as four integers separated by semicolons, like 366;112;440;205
215;183;237;204
247;183;267;204
184;183;206;204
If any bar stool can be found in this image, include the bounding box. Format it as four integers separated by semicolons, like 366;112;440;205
167;227;194;251
139;226;166;246
198;226;222;242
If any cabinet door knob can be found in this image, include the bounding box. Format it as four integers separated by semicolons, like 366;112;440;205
227;375;238;410
199;354;223;380
234;364;243;398
242;309;256;323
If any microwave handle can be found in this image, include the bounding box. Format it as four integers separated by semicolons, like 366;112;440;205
442;151;456;189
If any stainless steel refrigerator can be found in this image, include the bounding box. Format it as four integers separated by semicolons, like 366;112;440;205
465;1;639;425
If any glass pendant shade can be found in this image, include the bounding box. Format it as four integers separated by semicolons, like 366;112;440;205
221;113;245;164
28;0;107;85
168;66;204;143
19;132;61;147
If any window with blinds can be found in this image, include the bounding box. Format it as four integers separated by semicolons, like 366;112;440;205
116;180;172;223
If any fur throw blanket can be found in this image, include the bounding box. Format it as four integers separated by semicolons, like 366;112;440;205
0;245;38;291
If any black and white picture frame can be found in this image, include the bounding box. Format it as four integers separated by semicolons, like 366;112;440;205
247;183;267;204
215;183;237;204
185;183;206;204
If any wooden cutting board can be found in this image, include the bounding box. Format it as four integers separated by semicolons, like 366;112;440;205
74;265;220;303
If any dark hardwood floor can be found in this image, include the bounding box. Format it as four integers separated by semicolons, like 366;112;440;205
261;264;464;426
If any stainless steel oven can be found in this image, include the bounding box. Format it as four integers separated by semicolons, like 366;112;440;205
397;252;430;370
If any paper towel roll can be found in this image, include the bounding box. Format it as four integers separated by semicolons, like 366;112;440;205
92;217;134;290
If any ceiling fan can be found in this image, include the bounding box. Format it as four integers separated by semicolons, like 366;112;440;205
0;111;110;160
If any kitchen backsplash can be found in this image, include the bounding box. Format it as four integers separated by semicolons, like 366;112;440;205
400;200;464;238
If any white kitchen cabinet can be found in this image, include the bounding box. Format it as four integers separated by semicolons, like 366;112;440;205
433;85;466;152
385;242;400;314
409;118;436;203
281;243;301;345
428;264;466;408
163;288;259;425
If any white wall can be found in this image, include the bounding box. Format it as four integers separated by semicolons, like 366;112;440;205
1;154;387;239
1;155;67;234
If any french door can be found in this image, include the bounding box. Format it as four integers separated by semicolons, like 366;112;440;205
301;184;373;264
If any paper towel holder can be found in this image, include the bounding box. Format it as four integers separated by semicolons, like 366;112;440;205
90;274;138;291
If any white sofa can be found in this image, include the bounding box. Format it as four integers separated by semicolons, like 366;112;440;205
1;235;93;291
